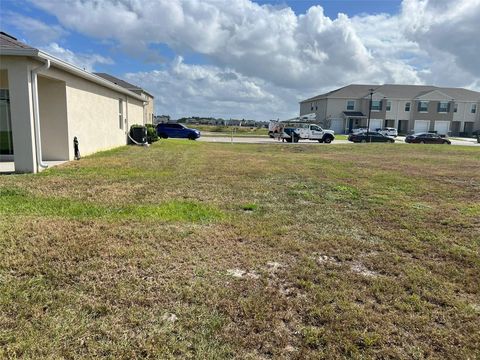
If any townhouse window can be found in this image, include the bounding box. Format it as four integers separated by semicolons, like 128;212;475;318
346;100;355;111
310;103;314;111
418;101;429;112
386;101;392;111
472;104;477;114
454;103;458;113
119;99;124;129
371;100;382;111
437;101;449;113
405;102;411;111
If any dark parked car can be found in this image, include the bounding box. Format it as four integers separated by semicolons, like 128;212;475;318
348;132;395;143
156;123;201;140
405;133;451;144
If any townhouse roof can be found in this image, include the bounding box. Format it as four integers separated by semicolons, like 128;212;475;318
94;73;154;98
0;32;145;101
301;84;480;103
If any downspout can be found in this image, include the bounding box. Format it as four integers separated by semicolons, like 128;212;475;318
126;95;129;133
31;57;51;171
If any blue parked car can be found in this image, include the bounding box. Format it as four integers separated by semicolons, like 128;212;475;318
156;123;201;140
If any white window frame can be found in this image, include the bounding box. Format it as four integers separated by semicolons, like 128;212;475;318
386;100;392;112
405;102;411;112
438;101;449;113
471;104;477;114
346;100;355;111
119;98;124;129
418;101;429;113
371;100;382;111
454;103;458;113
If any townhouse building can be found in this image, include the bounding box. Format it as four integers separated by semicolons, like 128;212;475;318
300;84;480;135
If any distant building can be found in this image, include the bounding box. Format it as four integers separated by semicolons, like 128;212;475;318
154;115;170;125
300;84;480;135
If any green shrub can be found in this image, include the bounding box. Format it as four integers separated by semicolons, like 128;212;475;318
129;124;159;144
146;124;159;143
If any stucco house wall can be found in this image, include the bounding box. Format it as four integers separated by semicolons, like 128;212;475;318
144;94;154;124
38;75;69;160
37;66;145;160
0;50;146;172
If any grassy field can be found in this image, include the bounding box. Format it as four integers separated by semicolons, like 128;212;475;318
1;141;479;359
192;124;269;136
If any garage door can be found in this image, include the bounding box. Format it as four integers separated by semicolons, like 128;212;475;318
414;120;430;133
369;119;383;131
330;119;344;134
434;121;450;135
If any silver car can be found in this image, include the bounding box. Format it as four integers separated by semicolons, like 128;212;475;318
376;127;398;137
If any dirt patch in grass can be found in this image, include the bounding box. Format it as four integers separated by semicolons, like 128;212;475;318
1;141;479;358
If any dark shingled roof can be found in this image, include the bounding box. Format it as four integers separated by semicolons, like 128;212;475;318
94;73;154;98
94;73;142;91
301;84;480;103
0;32;36;50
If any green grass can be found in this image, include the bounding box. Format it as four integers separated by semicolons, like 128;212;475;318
1;141;479;359
193;124;269;135
0;188;223;222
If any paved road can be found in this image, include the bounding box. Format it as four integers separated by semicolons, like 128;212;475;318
199;135;480;147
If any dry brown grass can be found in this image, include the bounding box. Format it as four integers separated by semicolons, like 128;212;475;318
1;140;479;359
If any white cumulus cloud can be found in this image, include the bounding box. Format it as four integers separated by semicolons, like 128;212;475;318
42;43;114;72
26;0;480;119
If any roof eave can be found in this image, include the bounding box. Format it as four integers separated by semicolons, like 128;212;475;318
0;48;39;57
37;51;145;101
0;48;145;102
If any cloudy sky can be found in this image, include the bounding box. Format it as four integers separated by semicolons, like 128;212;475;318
2;0;480;120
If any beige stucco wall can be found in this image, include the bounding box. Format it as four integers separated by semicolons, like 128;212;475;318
0;56;146;171
127;95;145;127
0;69;9;88
144;94;154;124
38;75;69;160
0;56;38;172
37;66;144;159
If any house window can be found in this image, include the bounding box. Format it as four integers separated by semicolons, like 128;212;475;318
405;102;411;111
454;103;458;113
371;100;382;111
472;104;477;114
346;100;355;111
310;102;314;111
386;101;392;111
119;99;124;129
0;89;13;155
438;101;449;113
418;101;429;112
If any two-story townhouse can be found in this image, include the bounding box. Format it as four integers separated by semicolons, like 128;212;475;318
300;84;480;135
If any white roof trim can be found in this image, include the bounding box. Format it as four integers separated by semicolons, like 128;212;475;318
416;89;454;101
0;48;145;101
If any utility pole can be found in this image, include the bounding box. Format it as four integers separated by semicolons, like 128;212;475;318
367;88;374;143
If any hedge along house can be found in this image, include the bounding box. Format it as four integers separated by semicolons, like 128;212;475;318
0;32;151;173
